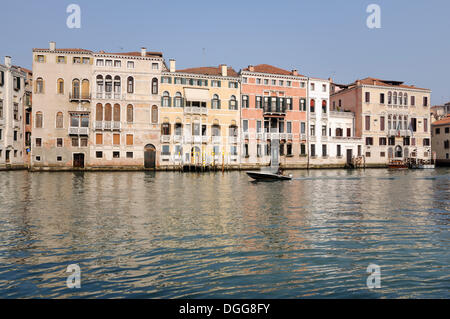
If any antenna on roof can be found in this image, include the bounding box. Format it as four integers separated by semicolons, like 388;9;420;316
202;48;206;66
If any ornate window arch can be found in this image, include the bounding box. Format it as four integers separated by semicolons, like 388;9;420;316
127;104;133;123
151;105;158;124
36;77;44;93
57;78;64;94
152;77;158;95
35;111;43;128
56;111;63;128
72;79;80;98
162;91;170;107
174;92;182;107
212;94;220;109
127;76;134;93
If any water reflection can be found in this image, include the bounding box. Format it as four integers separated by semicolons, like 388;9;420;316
0;169;449;298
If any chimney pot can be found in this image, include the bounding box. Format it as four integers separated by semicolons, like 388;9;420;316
49;41;56;51
248;65;254;72
141;47;147;57
5;56;11;67
169;59;176;73
220;64;227;77
292;69;298;76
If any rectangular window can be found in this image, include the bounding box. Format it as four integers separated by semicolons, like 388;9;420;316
35;138;42;147
301;122;306;134
257;120;262;133
105;60;112;66
96;151;103;158
380;93;385;104
423;97;428;107
127;61;134;68
113;151;120;158
423;138;430;146
322;144;327;157
411;96;415;106
365;92;370;103
152;63;159;70
96;133;103;145
126;152;134;158
366;152;371;158
126;134;133;145
424;118;428;132
96;59;104;66
379;137;387;145
73;57;81;64
337;145;341;157
57;138;63;147
113;134;120;145
243;120;248;132
300;143;306;155
380;116;385;131
365;116;371;131
311;144;316;157
80;137;88;147
365;137;373;145
114;60;121;67
287;122;292;134
72;137;79;147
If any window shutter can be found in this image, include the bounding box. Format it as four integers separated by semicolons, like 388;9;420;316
168;77;172;84
182;78;186;85
218;81;221;87
169;97;172;107
218;99;221;109
181;98;184;107
161;97;164;106
205;80;208;86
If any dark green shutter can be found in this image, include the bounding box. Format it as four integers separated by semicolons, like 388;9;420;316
218;99;221;109
169;97;172;107
161;96;164;106
168;77;172;84
218;81;221;87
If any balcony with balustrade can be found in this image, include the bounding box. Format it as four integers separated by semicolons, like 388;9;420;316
184;107;208;115
70;93;91;103
69;126;89;136
95;121;121;131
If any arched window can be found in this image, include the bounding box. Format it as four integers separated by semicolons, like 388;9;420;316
393;115;397;130
114;76;121;99
35;111;43;128
57;78;64;94
388;115;392;130
393;92;397;105
96;75;104;98
96;103;103;121
127;76;134;93
56;111;63;128
212;124;221;136
113;104;120;122
395;145;403;158
36;77;44;94
310;99;315;112
152;78;158;95
403;116;408;130
399;92;403;106
151;105;158;124
105;104;112;122
105;75;112;98
174;92;182;107
404;93;408;106
398;116;403;129
162;91;170;107
81;79;90;99
72;79;80;99
212;94;220;109
388;91;392;104
322;100;327;113
229;95;237;110
127;104;133;123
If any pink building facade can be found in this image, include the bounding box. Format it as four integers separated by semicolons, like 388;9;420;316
240;64;308;168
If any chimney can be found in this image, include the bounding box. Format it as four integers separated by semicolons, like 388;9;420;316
328;77;333;83
49;41;56;51
4;56;11;67
248;65;254;72
141;47;147;57
292;69;298;76
220;64;227;77
356;80;361;86
169;59;176;72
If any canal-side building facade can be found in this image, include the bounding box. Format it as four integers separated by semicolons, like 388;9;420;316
240;64;308;168
0;56;27;170
307;77;363;167
91;48;162;169
159;61;241;169
431;115;450;166
330;78;432;167
31;42;163;170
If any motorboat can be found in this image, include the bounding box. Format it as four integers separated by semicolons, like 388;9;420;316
388;160;408;170
246;171;293;181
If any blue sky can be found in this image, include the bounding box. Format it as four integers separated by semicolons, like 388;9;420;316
1;0;449;104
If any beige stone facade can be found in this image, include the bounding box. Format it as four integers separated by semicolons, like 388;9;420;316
31;42;163;170
331;78;432;167
431;116;450;165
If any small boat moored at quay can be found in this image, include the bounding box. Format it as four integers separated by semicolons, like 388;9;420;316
246;171;293;181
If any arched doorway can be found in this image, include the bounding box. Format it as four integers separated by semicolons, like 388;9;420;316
395;145;403;158
144;144;156;169
191;146;201;164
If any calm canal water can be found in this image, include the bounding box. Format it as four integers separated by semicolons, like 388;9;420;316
0;169;448;298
